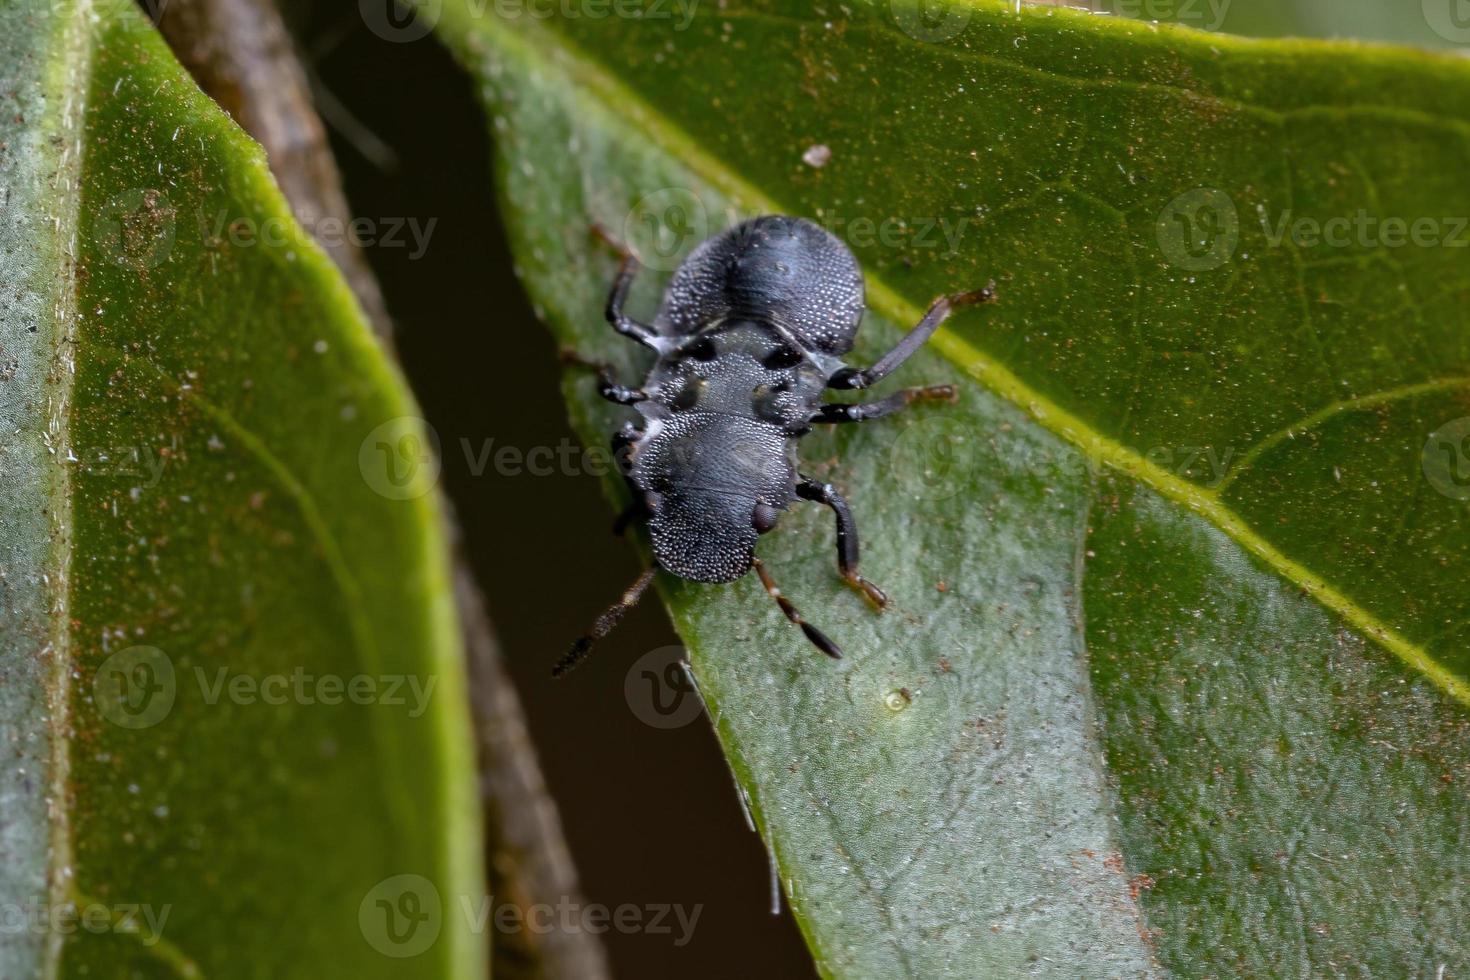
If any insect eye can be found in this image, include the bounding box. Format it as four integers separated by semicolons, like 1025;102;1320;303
751;503;780;533
683;337;717;361
761;345;803;369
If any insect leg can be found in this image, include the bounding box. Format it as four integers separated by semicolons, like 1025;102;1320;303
610;430;646;534
612;494;651;536
558;349;648;405
598;373;647;405
751;558;843;659
809;385;957;424
590;224;666;350
826;283;996;390
795;477;888;610
553;566;657;678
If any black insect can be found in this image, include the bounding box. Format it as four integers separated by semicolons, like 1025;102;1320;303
554;215;994;677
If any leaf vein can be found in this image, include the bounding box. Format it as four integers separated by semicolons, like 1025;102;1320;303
446;0;1470;715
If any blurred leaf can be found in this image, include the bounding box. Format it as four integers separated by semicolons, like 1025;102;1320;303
0;2;482;976
437;0;1470;975
1134;0;1466;50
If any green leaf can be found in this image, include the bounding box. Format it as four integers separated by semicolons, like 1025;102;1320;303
1147;0;1464;51
0;2;482;976
435;0;1470;975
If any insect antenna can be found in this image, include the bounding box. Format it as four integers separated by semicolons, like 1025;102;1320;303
751;558;843;660
553;566;658;678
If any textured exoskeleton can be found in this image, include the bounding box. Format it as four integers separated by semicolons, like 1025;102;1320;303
555;215;994;676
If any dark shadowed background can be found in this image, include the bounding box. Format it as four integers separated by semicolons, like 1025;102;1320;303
287;6;816;977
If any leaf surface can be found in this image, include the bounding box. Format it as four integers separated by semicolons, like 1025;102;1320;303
0;2;482;976
435;0;1470;975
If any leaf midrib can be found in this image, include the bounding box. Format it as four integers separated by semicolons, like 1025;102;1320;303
44;3;93;977
445;5;1470;708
